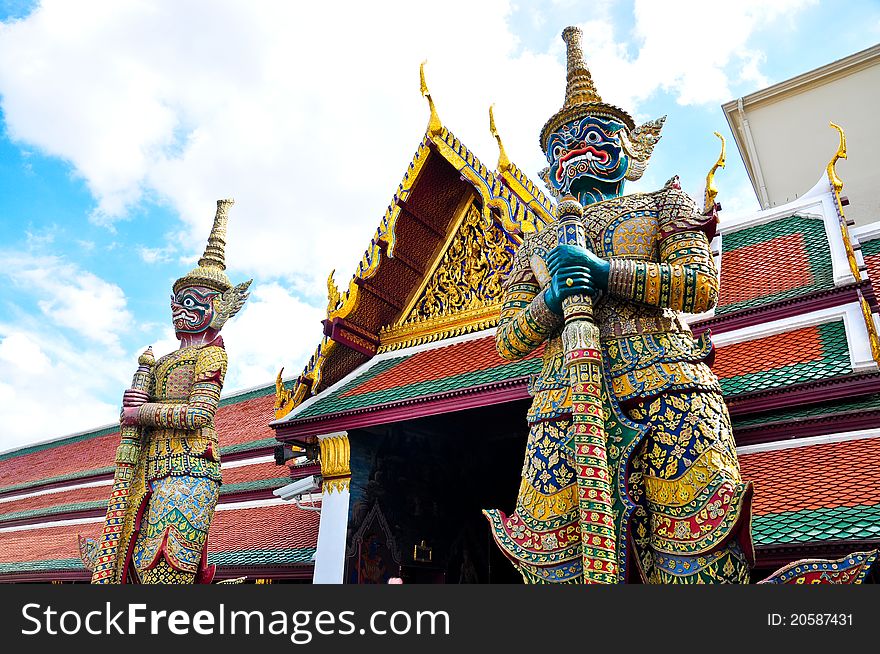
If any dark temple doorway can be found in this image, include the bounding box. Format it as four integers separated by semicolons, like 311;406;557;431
344;400;530;583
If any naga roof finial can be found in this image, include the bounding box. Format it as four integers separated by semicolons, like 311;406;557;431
704;132;726;213
489;104;510;172
420;60;443;137
174;199;236;293
827;121;847;194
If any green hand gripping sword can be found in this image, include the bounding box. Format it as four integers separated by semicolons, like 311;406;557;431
90;347;154;583
555;197;620;584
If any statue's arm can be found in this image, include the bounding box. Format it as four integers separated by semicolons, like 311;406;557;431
496;246;562;361
606;187;719;314
136;346;228;429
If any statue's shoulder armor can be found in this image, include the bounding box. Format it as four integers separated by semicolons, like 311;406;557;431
195;342;228;377
584;193;657;258
649;177;718;241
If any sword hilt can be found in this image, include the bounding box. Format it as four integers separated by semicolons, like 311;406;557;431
556;196;594;325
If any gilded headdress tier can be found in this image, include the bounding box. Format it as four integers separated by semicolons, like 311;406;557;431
539;26;636;152
174;199;235;294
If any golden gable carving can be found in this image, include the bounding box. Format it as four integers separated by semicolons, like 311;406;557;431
378;202;515;352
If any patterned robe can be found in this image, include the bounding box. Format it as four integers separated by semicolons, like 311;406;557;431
117;339;226;584
484;182;754;583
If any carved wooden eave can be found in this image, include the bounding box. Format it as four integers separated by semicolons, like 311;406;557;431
276;119;554;418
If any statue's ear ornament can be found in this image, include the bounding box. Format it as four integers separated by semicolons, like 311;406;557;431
622;116;666;181
210;279;253;330
538;167;560;198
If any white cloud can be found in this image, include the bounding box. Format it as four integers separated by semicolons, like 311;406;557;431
138;244;176;264
0;0;815;448
0;1;812;294
221;282;324;390
0;324;130;452
3;252;133;352
562;0;816;113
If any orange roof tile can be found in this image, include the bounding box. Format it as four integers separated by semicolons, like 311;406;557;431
719;232;812;308
712;325;823;380
0;484;109;517
0;502;319;570
343;335;537;397
740;436;880;515
0;390;276;491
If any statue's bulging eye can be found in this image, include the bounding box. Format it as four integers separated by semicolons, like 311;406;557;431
587;131;601;144
184;297;195;308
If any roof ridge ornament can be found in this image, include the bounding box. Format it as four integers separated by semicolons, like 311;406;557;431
327;269;341;315
419;60;443;137
489;104;511;173
827;121;847;194
704;132;726;213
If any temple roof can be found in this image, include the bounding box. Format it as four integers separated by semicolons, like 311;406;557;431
0;382;319;581
741;435;880;551
277;119;554;419
276;332;540;437
0;502;319;581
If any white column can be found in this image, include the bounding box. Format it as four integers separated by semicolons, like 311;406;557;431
312;432;351;584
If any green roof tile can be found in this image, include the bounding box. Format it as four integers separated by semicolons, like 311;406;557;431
753;504;880;546
717;215;834;315
720;321;851;396
732;393;880;429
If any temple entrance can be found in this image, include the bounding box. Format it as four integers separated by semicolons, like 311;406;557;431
344;400;530;583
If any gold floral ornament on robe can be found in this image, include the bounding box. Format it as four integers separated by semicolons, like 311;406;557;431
483;27;753;584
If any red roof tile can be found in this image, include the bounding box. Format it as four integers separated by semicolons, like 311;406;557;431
0;484;109;517
343;335;542;398
719;232;812;307
208;503;320;554
712;325;824;380
864;252;880;289
0;391;276;491
0;502;319;568
0;432;117;490
214;392;277;447
221;461;290;485
740;436;880;515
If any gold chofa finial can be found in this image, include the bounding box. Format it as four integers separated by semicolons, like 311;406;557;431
704;132;726;213
420;60;443;137
489;104;510;172
827;122;847;194
327;269;341;315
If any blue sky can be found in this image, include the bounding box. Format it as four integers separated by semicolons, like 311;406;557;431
0;0;878;449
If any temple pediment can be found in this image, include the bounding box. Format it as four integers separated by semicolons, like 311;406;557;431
274;68;555;419
378;199;519;352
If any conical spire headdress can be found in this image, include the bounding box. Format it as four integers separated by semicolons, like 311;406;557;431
173;199;235;294
539;26;665;182
539;26;636;151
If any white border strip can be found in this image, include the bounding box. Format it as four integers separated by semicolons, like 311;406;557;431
737;428;880;455
711;301;877;373
221;454;275;469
